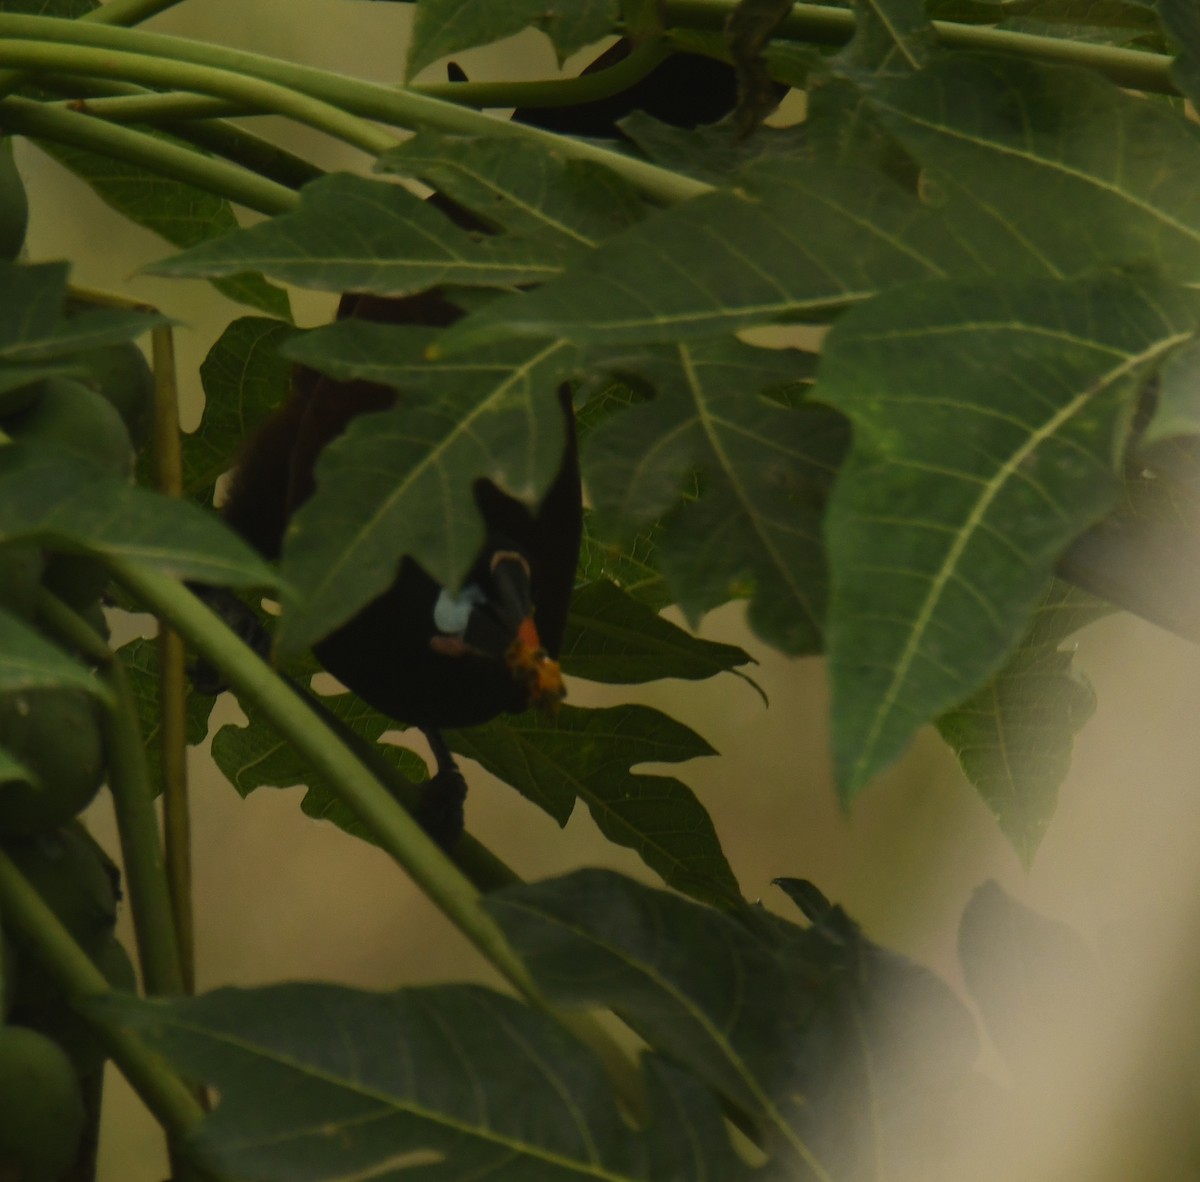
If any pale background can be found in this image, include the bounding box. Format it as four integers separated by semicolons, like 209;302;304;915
15;3;1200;1177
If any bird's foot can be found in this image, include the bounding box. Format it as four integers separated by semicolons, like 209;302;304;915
415;764;468;852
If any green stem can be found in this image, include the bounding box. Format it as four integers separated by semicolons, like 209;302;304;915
112;564;546;1000
111;564;646;1112
0;849;207;1149
0;95;298;215
36;591;186;999
0;17;709;202
661;0;1176;93
0;38;399;157
151;325;196;996
59;92;252;122
34;75;324;190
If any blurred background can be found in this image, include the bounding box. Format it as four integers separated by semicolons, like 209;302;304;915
16;2;1200;1177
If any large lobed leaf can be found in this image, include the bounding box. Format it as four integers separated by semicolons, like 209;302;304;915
582;338;844;654
276;321;577;654
935;579;1110;865
446;705;740;909
39;141;291;319
97;869;987;1182
147;173;566;298
817;269;1199;801
406;0;616;79
0;603;111;702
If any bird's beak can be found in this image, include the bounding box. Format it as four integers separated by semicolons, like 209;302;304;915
506;615;565;713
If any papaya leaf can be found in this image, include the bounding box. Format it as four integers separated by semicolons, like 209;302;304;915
212;685;427;843
0;604;112;702
487;869;985;1179
561;579;758;690
935;580;1111;866
1057;434;1200;641
437;157;976;351
577;512;672;608
117;637;217;797
583;338;844;654
1160;0;1200;105
37;141;292;320
1141;335;1200;448
0;445;277;590
146;173;567;297
0;261;164;363
182;316;298;505
0;743;34;789
378;132;646;250
817;269;1200;802
867;53;1200;282
406;0;617;79
616;111;806;184
91;981;696;1182
835;0;936;74
445;704;740;910
276;322;577;654
958;880;1097;1075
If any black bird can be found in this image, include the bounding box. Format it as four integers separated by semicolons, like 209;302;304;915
215;45;743;843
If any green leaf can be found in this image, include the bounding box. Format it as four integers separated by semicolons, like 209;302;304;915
935;580;1110;865
817;270;1200;802
835;0;936;73
117;637;217;797
868;53;1200;282
92;981;665;1182
1161;0;1200;124
446;704;740;909
0;743;34;788
276;323;577;653
957;880;1096;1075
146;173;565;297
583;338;845;654
0;445;278;590
212;686;427;843
488;869;985;1178
38;141;291;320
617;111;806;185
183;317;298;505
0;261;164;365
561;579;756;687
437;158;974;351
0;605;111;701
577;512;672;608
378;132;646;251
406;0;617;78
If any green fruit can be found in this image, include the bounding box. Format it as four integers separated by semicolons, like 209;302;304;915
0;692;107;837
0;1025;85;1181
68;340;156;451
0;544;44;619
0;137;28;262
2;824;118;956
4;376;134;477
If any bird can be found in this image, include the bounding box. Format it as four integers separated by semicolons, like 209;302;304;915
212;43;744;845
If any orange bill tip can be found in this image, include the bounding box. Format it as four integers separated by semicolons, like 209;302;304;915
507;617;565;713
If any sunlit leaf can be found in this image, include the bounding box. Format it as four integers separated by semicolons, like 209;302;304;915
817;269;1199;801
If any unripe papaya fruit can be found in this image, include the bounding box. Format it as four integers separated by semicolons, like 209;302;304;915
0;1025;85;1181
0;544;44;619
68;340;156;451
0;691;107;837
0;137;29;262
3;376;134;477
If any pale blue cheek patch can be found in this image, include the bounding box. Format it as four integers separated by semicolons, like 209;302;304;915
433;583;487;636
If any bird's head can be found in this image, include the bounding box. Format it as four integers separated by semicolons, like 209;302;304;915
428;548;565;713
